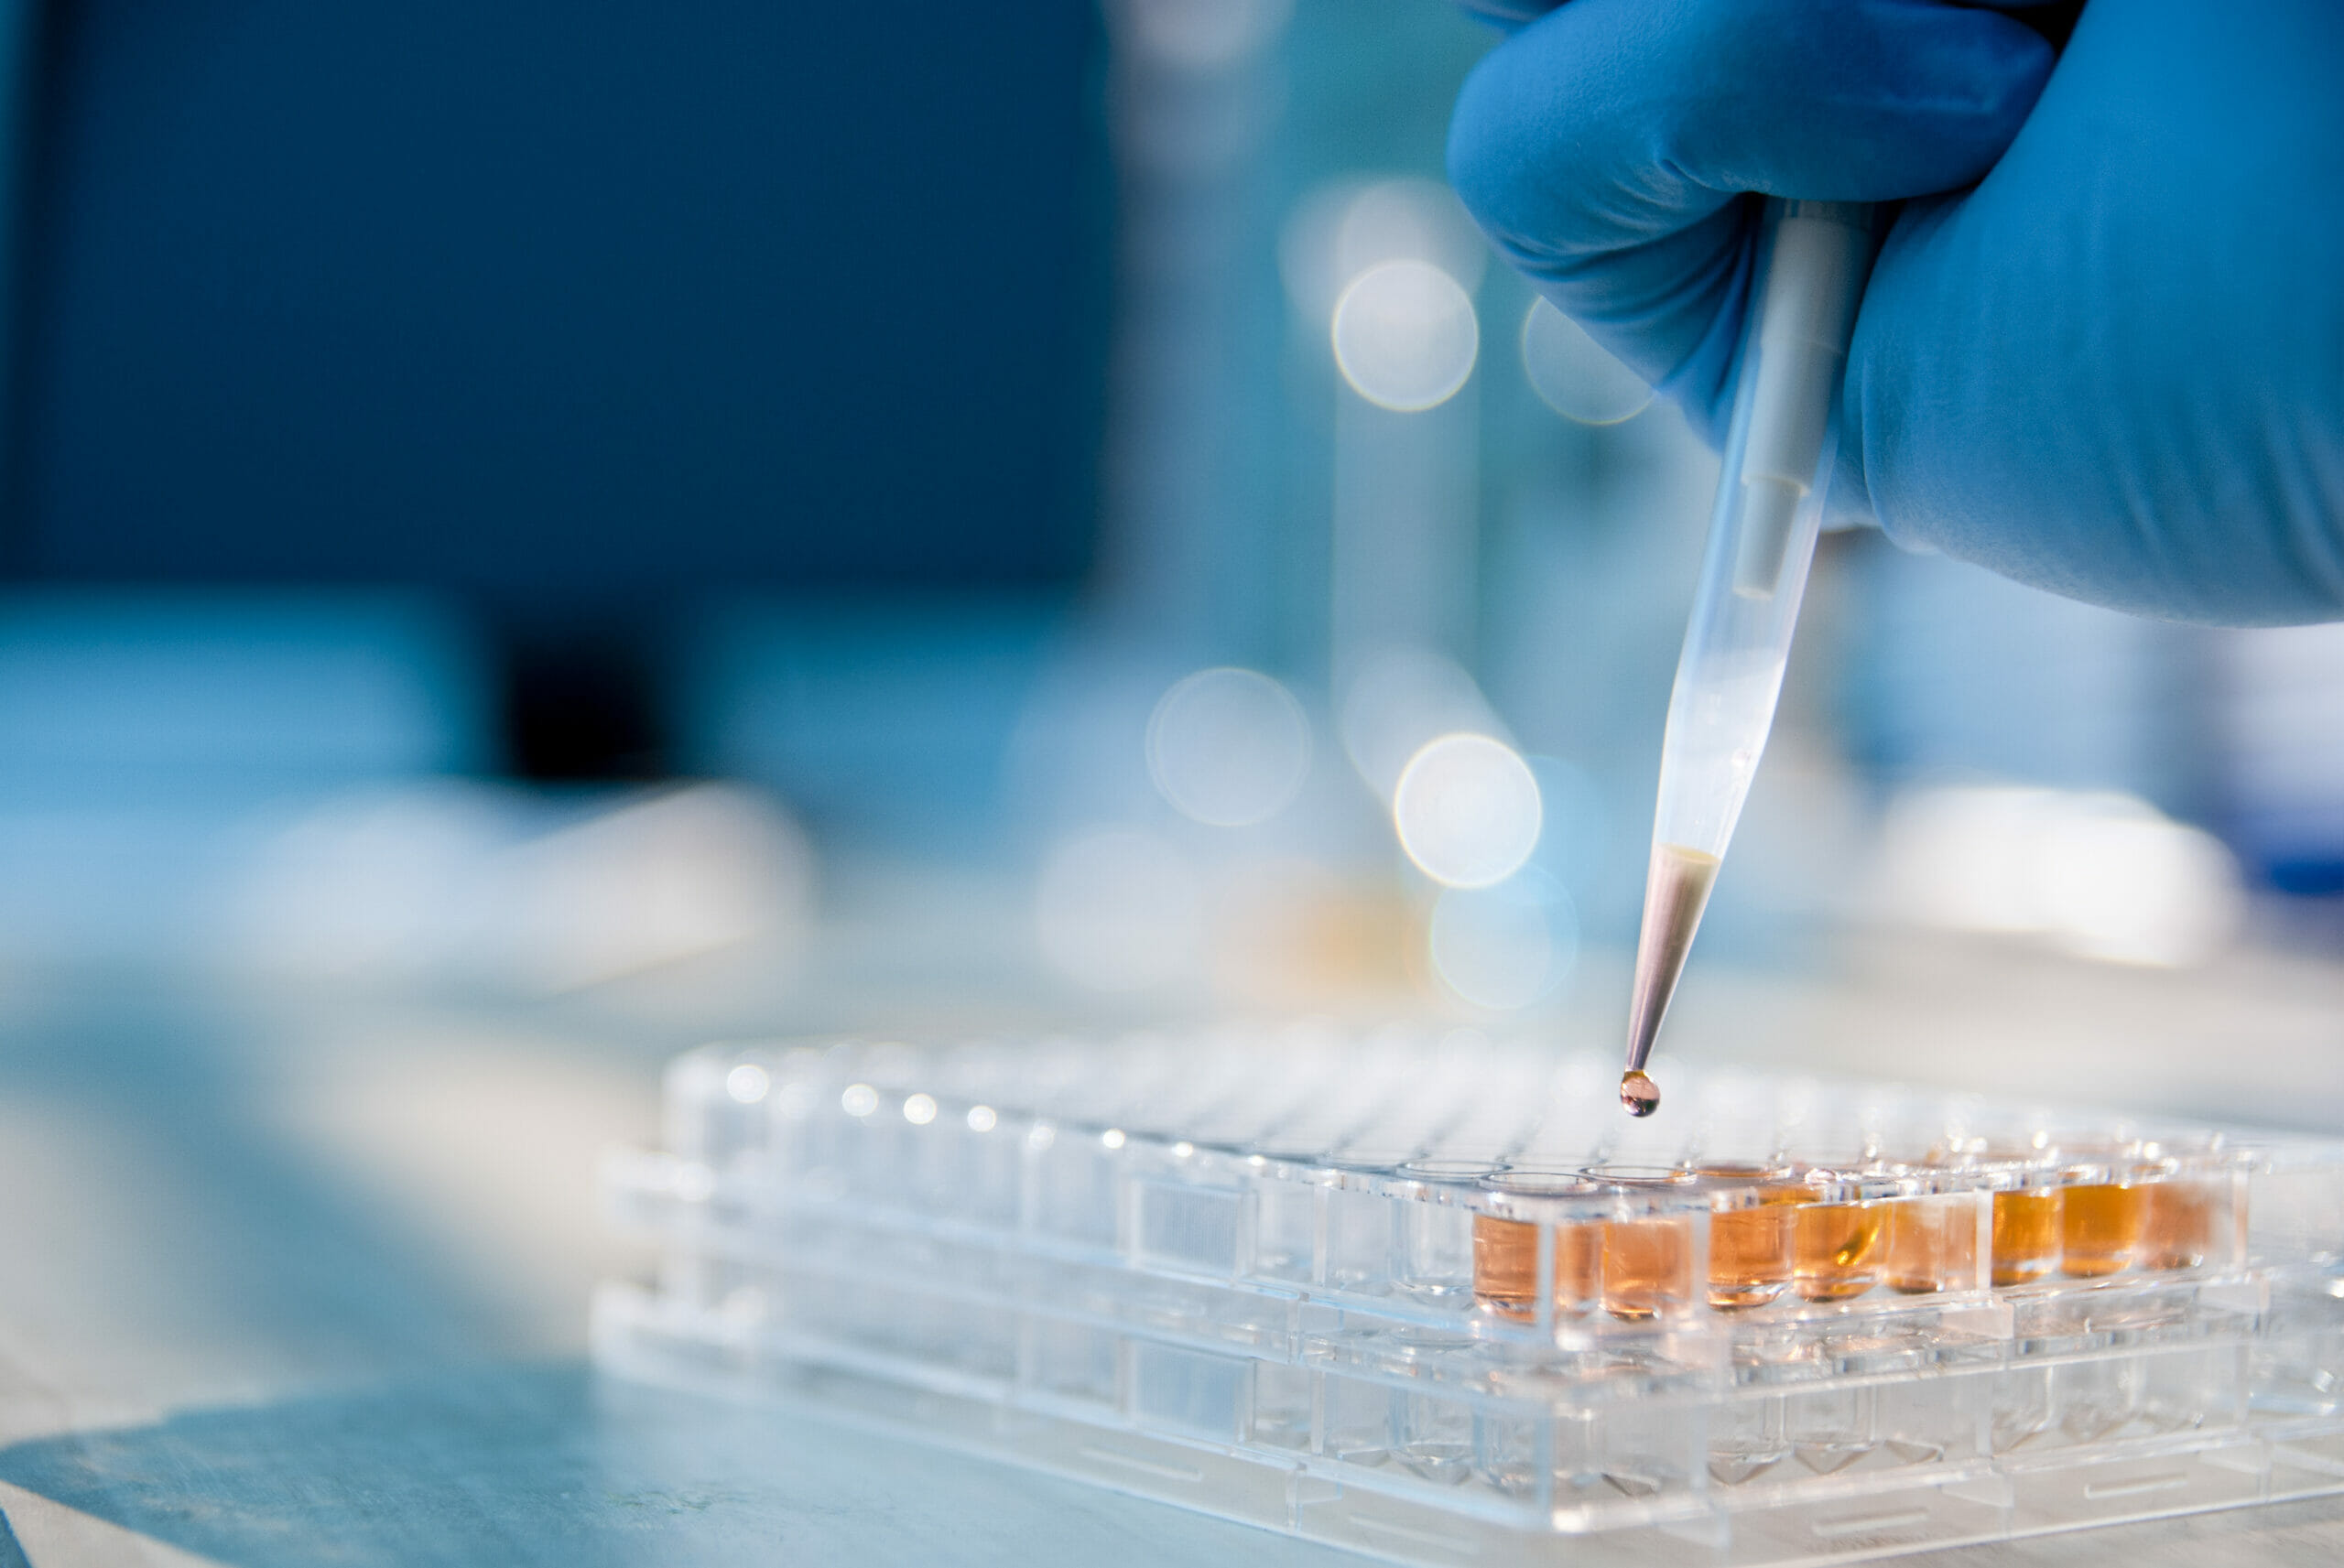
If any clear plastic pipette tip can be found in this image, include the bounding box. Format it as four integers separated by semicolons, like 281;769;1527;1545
1617;200;1881;1113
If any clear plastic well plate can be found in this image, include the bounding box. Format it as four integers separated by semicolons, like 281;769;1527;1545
595;1028;2344;1565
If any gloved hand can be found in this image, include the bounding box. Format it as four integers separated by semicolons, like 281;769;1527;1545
1448;0;2344;625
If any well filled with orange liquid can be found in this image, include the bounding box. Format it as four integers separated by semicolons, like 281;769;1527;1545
1706;1187;1801;1310
1472;1214;1598;1320
1471;1159;2226;1323
2138;1179;2219;1271
1794;1201;1886;1301
1882;1194;1978;1294
1601;1216;1695;1320
2060;1182;2146;1278
1991;1188;2062;1286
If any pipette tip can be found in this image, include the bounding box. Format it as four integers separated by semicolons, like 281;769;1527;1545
1619;1070;1660;1118
1620;842;1721;1114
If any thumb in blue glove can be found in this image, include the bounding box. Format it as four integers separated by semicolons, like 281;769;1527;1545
1448;0;2344;626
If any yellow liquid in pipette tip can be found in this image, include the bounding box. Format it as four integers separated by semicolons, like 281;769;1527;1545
1620;1070;1660;1117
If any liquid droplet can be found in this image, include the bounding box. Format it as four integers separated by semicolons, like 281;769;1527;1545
1620;1069;1660;1118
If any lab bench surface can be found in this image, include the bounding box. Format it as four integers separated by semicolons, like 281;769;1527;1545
0;969;2338;1567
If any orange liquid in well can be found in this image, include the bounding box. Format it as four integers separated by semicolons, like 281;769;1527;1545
1473;1215;1597;1320
2060;1183;2145;1278
1882;1195;1977;1295
1794;1202;1885;1301
1707;1199;1796;1309
1700;1173;1808;1309
1601;1217;1695;1320
2138;1181;2219;1271
1991;1189;2062;1286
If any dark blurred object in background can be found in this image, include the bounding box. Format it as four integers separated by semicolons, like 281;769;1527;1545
1;0;1112;776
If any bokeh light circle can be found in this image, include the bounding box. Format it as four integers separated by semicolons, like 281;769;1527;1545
1331;260;1479;412
1281;178;1489;325
1392;733;1543;889
1334;178;1487;297
1520;298;1651;425
1146;666;1312;827
724;1064;770;1105
1339;648;1498;803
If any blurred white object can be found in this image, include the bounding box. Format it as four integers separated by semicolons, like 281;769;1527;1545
1319;189;1485;715
1088;0;1291;658
223;783;511;980
1875;785;2244;968
1111;0;1291;71
1034;828;1204;992
500;785;812;991
1393;732;1542;890
1330;259;1478;413
1520;298;1651;426
225;782;814;991
1145;666;1311;827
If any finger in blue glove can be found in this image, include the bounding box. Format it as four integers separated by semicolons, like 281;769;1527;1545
1449;0;2344;624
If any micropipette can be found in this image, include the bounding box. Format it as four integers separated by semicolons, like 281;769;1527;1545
1621;199;1884;1118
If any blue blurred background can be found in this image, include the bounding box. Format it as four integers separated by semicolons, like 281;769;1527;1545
0;0;2333;1028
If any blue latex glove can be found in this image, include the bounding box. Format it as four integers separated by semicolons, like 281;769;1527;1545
1448;0;2344;625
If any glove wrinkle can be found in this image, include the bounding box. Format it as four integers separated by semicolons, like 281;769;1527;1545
1450;0;2051;386
1451;0;2344;623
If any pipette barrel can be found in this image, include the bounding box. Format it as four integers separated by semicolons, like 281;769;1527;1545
1732;202;1872;598
1623;200;1884;1082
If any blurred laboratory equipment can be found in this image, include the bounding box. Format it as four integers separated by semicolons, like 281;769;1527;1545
0;591;814;989
0;0;2319;1029
13;0;1111;781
